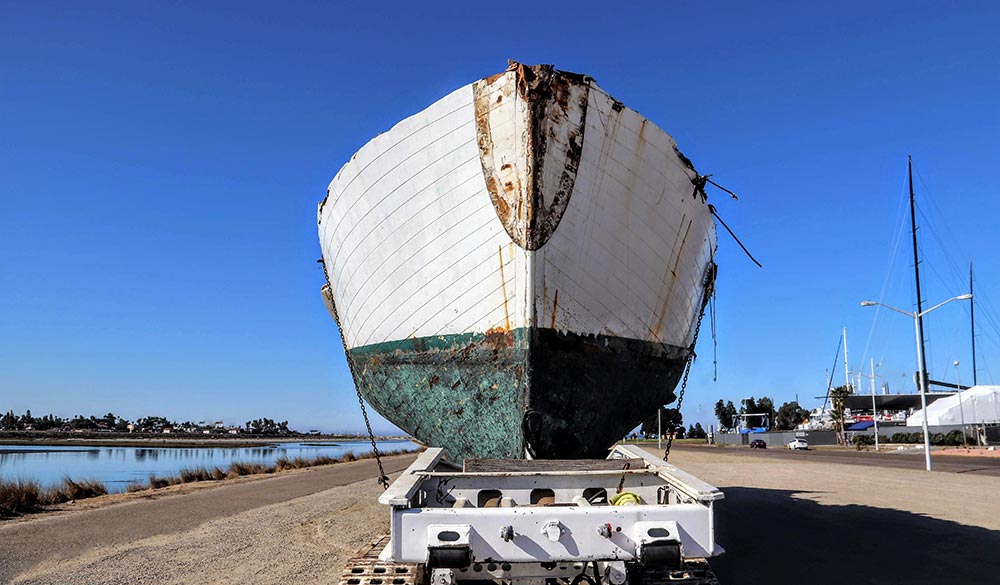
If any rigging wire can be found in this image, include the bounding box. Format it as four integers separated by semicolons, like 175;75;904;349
710;282;718;382
912;179;1000;380
910;230;1000;375
861;161;997;385
822;335;843;412
857;171;911;376
707;204;762;268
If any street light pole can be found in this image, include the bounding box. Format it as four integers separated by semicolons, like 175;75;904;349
911;311;932;471
954;360;967;447
860;293;972;471
871;357;879;451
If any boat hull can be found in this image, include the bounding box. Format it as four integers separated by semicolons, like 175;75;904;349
344;327;687;459
319;62;716;460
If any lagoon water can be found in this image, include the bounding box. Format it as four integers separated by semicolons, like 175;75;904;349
0;439;418;493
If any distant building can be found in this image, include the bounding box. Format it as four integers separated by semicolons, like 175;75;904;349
907;386;1000;426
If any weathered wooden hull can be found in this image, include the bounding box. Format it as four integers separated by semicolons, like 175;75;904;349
318;62;716;460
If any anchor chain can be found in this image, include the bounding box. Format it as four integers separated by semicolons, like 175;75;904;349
664;268;714;463
326;284;389;490
355;381;389;490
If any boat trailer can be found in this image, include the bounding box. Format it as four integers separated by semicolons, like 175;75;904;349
340;445;723;585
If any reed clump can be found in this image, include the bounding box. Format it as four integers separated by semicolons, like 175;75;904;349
179;467;222;483
45;477;108;503
2;475;113;517
225;461;275;479
144;473;182;490
0;479;44;517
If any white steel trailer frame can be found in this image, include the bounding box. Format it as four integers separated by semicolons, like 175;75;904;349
370;445;724;585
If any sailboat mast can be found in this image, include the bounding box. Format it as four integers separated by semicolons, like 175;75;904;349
843;327;850;390
908;156;930;393
971;263;978;386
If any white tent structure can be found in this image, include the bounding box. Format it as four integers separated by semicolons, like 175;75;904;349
907;385;1000;426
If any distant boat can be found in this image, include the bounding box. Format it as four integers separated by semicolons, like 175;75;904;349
318;61;717;460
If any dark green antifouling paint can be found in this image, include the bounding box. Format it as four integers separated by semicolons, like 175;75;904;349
347;327;688;461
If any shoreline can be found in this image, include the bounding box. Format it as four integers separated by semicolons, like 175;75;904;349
0;435;412;449
1;448;419;520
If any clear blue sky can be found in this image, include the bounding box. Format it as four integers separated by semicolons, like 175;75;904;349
3;1;999;433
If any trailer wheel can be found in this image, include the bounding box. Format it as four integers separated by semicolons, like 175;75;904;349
639;541;682;571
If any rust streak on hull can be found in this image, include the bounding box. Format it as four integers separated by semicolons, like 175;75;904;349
497;245;511;332
653;217;693;338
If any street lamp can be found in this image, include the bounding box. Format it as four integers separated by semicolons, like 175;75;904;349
870;358;880;451
954;360;968;447
860;293;973;471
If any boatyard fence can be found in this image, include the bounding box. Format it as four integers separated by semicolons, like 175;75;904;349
712;430;838;447
713;424;999;447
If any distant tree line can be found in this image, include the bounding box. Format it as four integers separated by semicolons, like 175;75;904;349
244;418;290;435
0;410;295;435
638;408;708;440
0;410;129;432
714;397;811;432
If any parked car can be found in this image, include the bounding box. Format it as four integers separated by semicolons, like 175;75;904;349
787;438;809;450
749;439;767;449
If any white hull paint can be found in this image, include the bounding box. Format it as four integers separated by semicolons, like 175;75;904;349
319;64;716;355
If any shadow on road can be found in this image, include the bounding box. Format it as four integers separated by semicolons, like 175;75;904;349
711;487;1000;585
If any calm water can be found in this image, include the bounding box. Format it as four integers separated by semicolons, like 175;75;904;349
0;439;417;493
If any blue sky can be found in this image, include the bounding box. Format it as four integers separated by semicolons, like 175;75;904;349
2;1;999;433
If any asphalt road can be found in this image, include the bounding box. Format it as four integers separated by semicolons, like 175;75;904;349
678;443;1000;476
0;453;417;583
657;445;1000;585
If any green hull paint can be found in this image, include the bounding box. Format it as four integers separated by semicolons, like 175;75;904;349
348;327;689;461
349;329;528;460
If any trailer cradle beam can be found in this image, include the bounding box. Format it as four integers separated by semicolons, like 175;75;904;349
367;445;723;584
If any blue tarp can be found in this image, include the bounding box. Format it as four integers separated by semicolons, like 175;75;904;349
846;421;875;430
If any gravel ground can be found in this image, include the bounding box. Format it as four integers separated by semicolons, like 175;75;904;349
10;471;398;584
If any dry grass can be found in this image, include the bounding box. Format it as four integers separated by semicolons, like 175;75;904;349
45;477;108;503
0;479;44;517
2;476;110;516
5;447;420;516
130;448;412;491
179;467;223;483
225;461;274;479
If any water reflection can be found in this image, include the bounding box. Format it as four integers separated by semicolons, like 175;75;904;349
0;440;417;492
